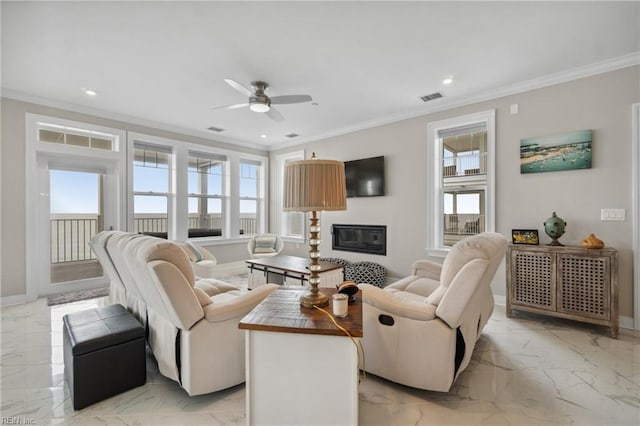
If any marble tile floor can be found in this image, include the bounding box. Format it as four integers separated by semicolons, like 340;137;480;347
1;294;639;426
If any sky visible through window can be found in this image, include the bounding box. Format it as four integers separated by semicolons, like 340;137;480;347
444;193;480;215
50;170;99;214
50;166;259;215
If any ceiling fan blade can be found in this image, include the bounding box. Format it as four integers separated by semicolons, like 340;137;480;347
265;106;285;122
210;102;249;111
224;78;253;97
270;95;313;105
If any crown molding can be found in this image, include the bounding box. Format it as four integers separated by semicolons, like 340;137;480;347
3;52;638;153
268;52;640;151
0;88;269;152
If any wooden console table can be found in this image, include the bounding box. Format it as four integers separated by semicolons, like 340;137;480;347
239;288;362;425
245;255;344;289
506;244;618;337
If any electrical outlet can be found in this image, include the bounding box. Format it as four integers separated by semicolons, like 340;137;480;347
600;208;625;221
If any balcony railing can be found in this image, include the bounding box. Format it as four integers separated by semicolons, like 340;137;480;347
443;153;487;178
444;214;485;235
51;214;259;264
50;215;99;263
134;214;258;236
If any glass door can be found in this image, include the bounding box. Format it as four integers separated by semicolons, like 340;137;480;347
49;169;106;284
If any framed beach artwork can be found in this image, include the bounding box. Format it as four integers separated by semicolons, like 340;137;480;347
520;130;592;174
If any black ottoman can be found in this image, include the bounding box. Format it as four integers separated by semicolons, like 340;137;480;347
63;304;146;410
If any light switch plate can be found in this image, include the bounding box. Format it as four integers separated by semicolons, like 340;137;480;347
601;208;625;221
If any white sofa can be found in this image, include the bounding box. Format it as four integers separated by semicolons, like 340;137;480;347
358;232;507;392
90;231;278;395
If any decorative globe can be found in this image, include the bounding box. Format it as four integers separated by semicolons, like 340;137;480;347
543;212;566;246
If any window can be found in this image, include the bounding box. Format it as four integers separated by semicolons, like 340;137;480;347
427;110;495;254
39;124;117;151
127;132;266;242
276;150;305;240
239;159;261;236
188;151;226;238
133;144;172;235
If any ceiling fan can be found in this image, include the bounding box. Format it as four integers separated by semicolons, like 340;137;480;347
212;79;312;122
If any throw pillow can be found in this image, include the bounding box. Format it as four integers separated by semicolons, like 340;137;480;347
254;246;276;254
254;235;277;253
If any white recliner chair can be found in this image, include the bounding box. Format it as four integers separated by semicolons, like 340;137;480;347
91;231;278;395
358;232;507;392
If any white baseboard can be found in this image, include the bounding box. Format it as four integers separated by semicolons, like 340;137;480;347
494;294;506;306
0;293;29;307
619;316;635;330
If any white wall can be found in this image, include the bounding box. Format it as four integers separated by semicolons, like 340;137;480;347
271;66;640;319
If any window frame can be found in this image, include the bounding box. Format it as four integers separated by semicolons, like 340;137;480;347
25;113;127;302
187;151;227;239
239;158;263;237
275;150;306;242
127;132;267;243
129;136;176;239
426;109;496;257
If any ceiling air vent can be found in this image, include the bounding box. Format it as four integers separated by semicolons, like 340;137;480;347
207;126;225;132
285;133;299;139
420;92;443;102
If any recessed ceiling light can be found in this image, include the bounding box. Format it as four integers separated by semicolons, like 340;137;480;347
260;134;267;139
442;77;453;85
83;88;97;96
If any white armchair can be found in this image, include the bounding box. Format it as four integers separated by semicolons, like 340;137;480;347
358;232;507;392
178;241;218;279
91;231;278;396
247;234;284;258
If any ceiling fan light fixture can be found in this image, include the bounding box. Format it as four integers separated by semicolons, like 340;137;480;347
249;102;270;113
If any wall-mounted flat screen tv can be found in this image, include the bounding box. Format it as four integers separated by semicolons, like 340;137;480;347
345;156;385;198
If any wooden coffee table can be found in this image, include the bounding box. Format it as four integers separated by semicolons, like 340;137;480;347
245;254;344;290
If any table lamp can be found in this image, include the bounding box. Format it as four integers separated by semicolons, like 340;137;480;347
283;153;347;308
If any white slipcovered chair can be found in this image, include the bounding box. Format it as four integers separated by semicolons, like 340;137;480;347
358;232;507;392
178;241;218;279
91;231;278;396
247;234;284;258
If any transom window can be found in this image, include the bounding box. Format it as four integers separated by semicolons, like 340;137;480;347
39;124;117;151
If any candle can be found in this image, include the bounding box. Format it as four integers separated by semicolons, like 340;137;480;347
332;293;348;317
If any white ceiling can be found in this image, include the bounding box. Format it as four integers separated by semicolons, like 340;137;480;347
2;1;639;150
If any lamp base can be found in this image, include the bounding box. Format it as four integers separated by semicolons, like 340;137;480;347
300;291;329;308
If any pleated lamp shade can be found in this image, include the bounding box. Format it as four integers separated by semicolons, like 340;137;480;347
283;158;347;212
